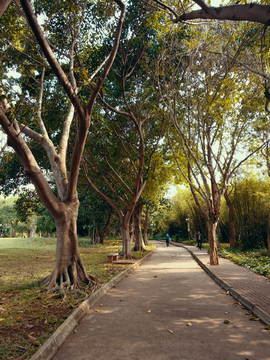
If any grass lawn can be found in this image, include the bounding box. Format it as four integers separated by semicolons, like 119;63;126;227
0;237;155;359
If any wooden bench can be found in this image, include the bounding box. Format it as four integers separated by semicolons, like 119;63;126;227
106;253;118;263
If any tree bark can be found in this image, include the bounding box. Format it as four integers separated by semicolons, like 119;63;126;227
175;4;270;24
224;190;237;248
142;207;149;245
45;198;96;292
133;203;146;251
119;220;132;259
207;219;219;265
0;0;11;18
100;210;113;245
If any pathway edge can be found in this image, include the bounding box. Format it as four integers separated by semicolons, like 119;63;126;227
169;240;270;326
30;248;157;360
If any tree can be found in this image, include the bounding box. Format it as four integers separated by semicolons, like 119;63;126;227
156;26;266;264
81;1;165;256
77;186;115;243
0;196;20;236
226;173;270;250
0;0;125;291
149;0;270;25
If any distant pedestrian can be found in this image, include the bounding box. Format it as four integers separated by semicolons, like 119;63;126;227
165;233;170;247
196;231;203;250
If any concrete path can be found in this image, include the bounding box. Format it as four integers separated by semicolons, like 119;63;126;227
176;242;270;325
53;242;270;360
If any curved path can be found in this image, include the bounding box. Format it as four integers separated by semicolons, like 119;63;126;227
53;241;270;360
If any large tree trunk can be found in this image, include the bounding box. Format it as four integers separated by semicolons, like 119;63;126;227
0;0;11;18
133;203;146;251
207;219;219;265
119;220;132;259
45;199;96;292
224;190;237;248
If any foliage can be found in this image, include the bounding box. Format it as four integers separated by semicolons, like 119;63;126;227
219;248;270;278
153;188;208;238
0;196;20;235
221;173;270;250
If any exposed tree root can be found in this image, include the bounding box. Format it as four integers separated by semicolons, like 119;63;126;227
58;290;67;307
31;261;100;295
71;289;88;299
132;245;146;252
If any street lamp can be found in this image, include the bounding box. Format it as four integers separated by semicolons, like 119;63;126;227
185;215;190;241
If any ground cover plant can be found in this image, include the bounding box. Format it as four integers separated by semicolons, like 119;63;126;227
0;237;154;359
218;248;270;278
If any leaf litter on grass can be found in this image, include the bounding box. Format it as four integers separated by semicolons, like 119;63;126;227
0;237;154;359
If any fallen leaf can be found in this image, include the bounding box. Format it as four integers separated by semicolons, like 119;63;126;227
74;329;77;333
15;344;27;350
26;324;34;329
245;312;250;315
167;329;173;333
233;301;241;306
221;291;226;294
249;316;256;321
0;318;5;322
187;322;192;326
264;325;270;330
147;309;151;313
100;304;103;307
226;291;230;295
225;312;228;315
28;334;40;346
95;310;101;312
153;276;158;278
224;319;230;324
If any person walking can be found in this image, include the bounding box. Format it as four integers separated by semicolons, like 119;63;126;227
196;231;203;250
165;233;170;247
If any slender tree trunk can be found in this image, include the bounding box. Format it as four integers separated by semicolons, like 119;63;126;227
10;222;13;237
207;219;219;265
100;210;112;245
133;203;146;251
224;190;237;248
142;207;149;245
45;198;96;292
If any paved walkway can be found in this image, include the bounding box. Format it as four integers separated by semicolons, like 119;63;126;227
52;241;270;360
175;241;270;324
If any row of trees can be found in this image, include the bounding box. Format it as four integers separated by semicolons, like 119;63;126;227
160;173;270;252
0;0;270;291
0;191;55;238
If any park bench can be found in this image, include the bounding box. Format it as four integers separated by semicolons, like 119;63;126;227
106;253;118;263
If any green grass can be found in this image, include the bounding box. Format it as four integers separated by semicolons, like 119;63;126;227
0;237;154;359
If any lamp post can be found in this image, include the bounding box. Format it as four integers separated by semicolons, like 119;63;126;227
186;215;190;241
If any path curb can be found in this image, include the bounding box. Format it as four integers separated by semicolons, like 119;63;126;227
30;248;156;360
169;240;270;326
